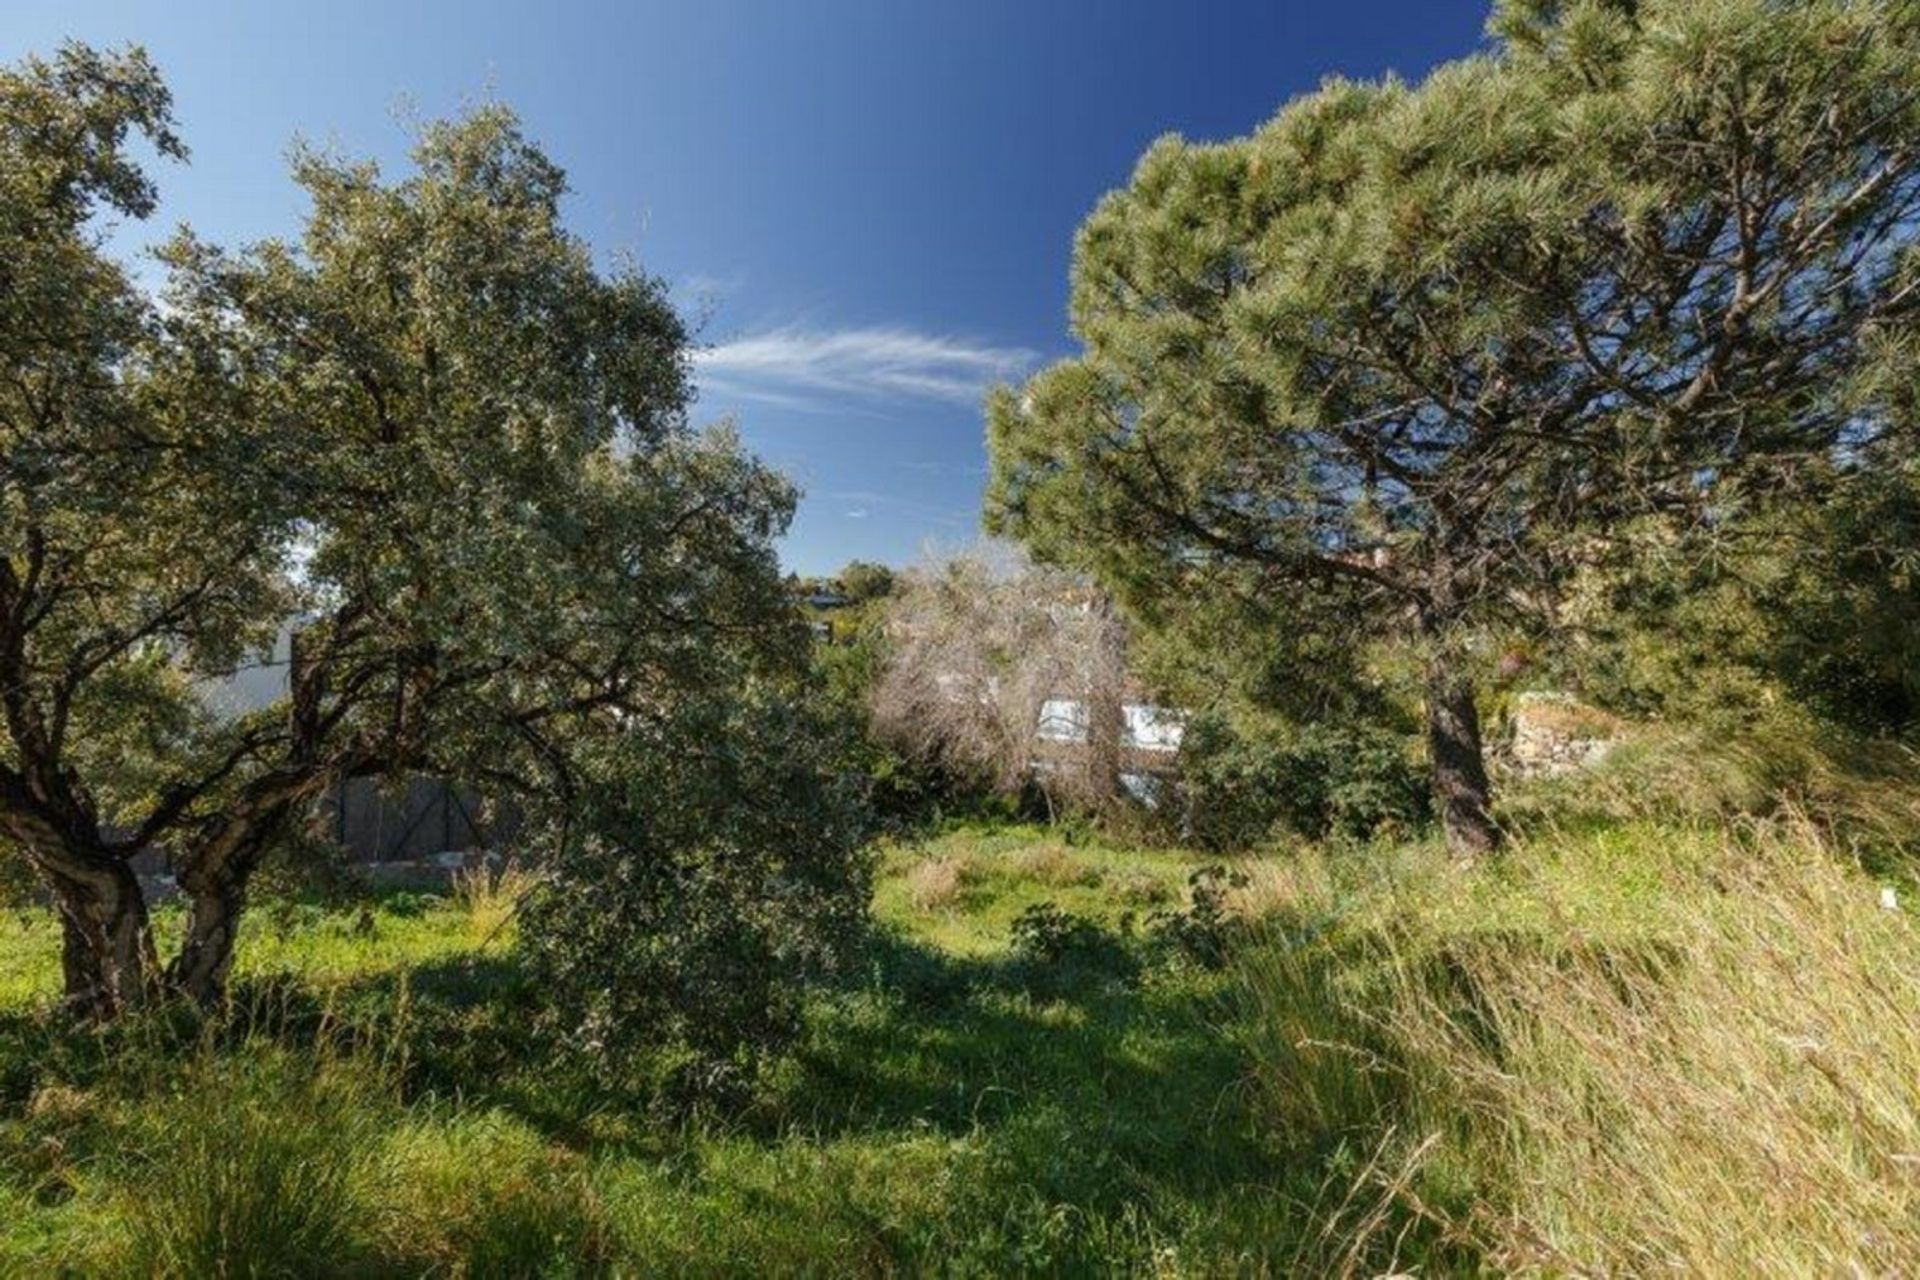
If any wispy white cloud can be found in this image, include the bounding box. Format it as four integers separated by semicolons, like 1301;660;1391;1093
822;489;972;529
897;459;988;478
693;326;1034;410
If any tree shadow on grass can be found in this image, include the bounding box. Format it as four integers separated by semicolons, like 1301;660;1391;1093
0;899;1288;1232
0;910;1359;1273
773;927;1281;1203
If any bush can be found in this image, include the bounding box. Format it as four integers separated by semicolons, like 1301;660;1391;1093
813;603;1012;832
517;686;874;1104
1008;902;1108;965
1007;903;1136;991
1148;865;1251;969
1178;715;1430;850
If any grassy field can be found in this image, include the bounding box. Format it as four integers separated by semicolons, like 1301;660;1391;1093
2;798;1916;1276
0;827;1292;1276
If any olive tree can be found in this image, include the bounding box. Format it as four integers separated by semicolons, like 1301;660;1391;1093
988;0;1920;853
517;681;873;1101
0;46;808;1013
0;44;286;1013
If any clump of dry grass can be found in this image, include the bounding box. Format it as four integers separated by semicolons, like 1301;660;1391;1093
449;859;539;943
1011;842;1104;889
1235;813;1920;1276
1507;693;1622;740
1110;867;1172;906
905;855;976;911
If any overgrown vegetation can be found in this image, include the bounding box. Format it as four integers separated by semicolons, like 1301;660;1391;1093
3;736;1914;1274
6;0;1920;1273
1233;809;1920;1274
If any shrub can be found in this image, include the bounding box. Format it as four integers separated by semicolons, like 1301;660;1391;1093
1178;715;1430;850
1148;865;1251;969
1007;904;1136;993
517;686;874;1104
1500;711;1920;865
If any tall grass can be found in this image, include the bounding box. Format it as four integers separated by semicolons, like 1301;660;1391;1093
448;859;541;943
116;1049;388;1277
1502;710;1920;861
1234;814;1920;1275
7;785;1912;1275
4;1024;618;1277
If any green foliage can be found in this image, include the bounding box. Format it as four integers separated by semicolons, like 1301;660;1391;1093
1;44;808;1007
0;41;286;832
1765;465;1920;735
808;584;988;830
372;1111;611;1274
117;1052;382;1277
1147;865;1252;970
1007;900;1130;970
516;685;874;1103
1550;456;1920;740
834;559;897;603
5;790;1911;1275
1178;714;1431;849
987;0;1920;848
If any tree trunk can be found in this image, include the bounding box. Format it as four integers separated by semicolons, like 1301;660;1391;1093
165;790;313;1006
1425;655;1500;858
1081;592;1129;810
169;876;246;1006
45;859;157;1019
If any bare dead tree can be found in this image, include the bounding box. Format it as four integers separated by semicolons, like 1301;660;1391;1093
872;541;1132;816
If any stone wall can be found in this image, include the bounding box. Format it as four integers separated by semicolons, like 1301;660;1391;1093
1504;691;1623;778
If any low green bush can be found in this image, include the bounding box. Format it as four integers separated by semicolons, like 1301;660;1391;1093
1177;714;1430;850
517;687;875;1107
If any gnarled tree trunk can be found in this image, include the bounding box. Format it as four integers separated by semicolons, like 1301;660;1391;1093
0;762;159;1015
169;874;247;1006
43;855;157;1019
164;778;328;1006
1424;653;1500;858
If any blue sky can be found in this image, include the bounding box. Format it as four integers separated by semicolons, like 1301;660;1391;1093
6;1;1491;574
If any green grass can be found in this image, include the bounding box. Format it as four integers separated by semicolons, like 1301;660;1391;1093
0;830;1295;1277
4;794;1913;1275
0;892;489;1010
873;823;1204;954
1229;814;1920;1275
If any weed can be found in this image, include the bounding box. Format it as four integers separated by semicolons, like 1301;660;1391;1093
904;854;976;911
